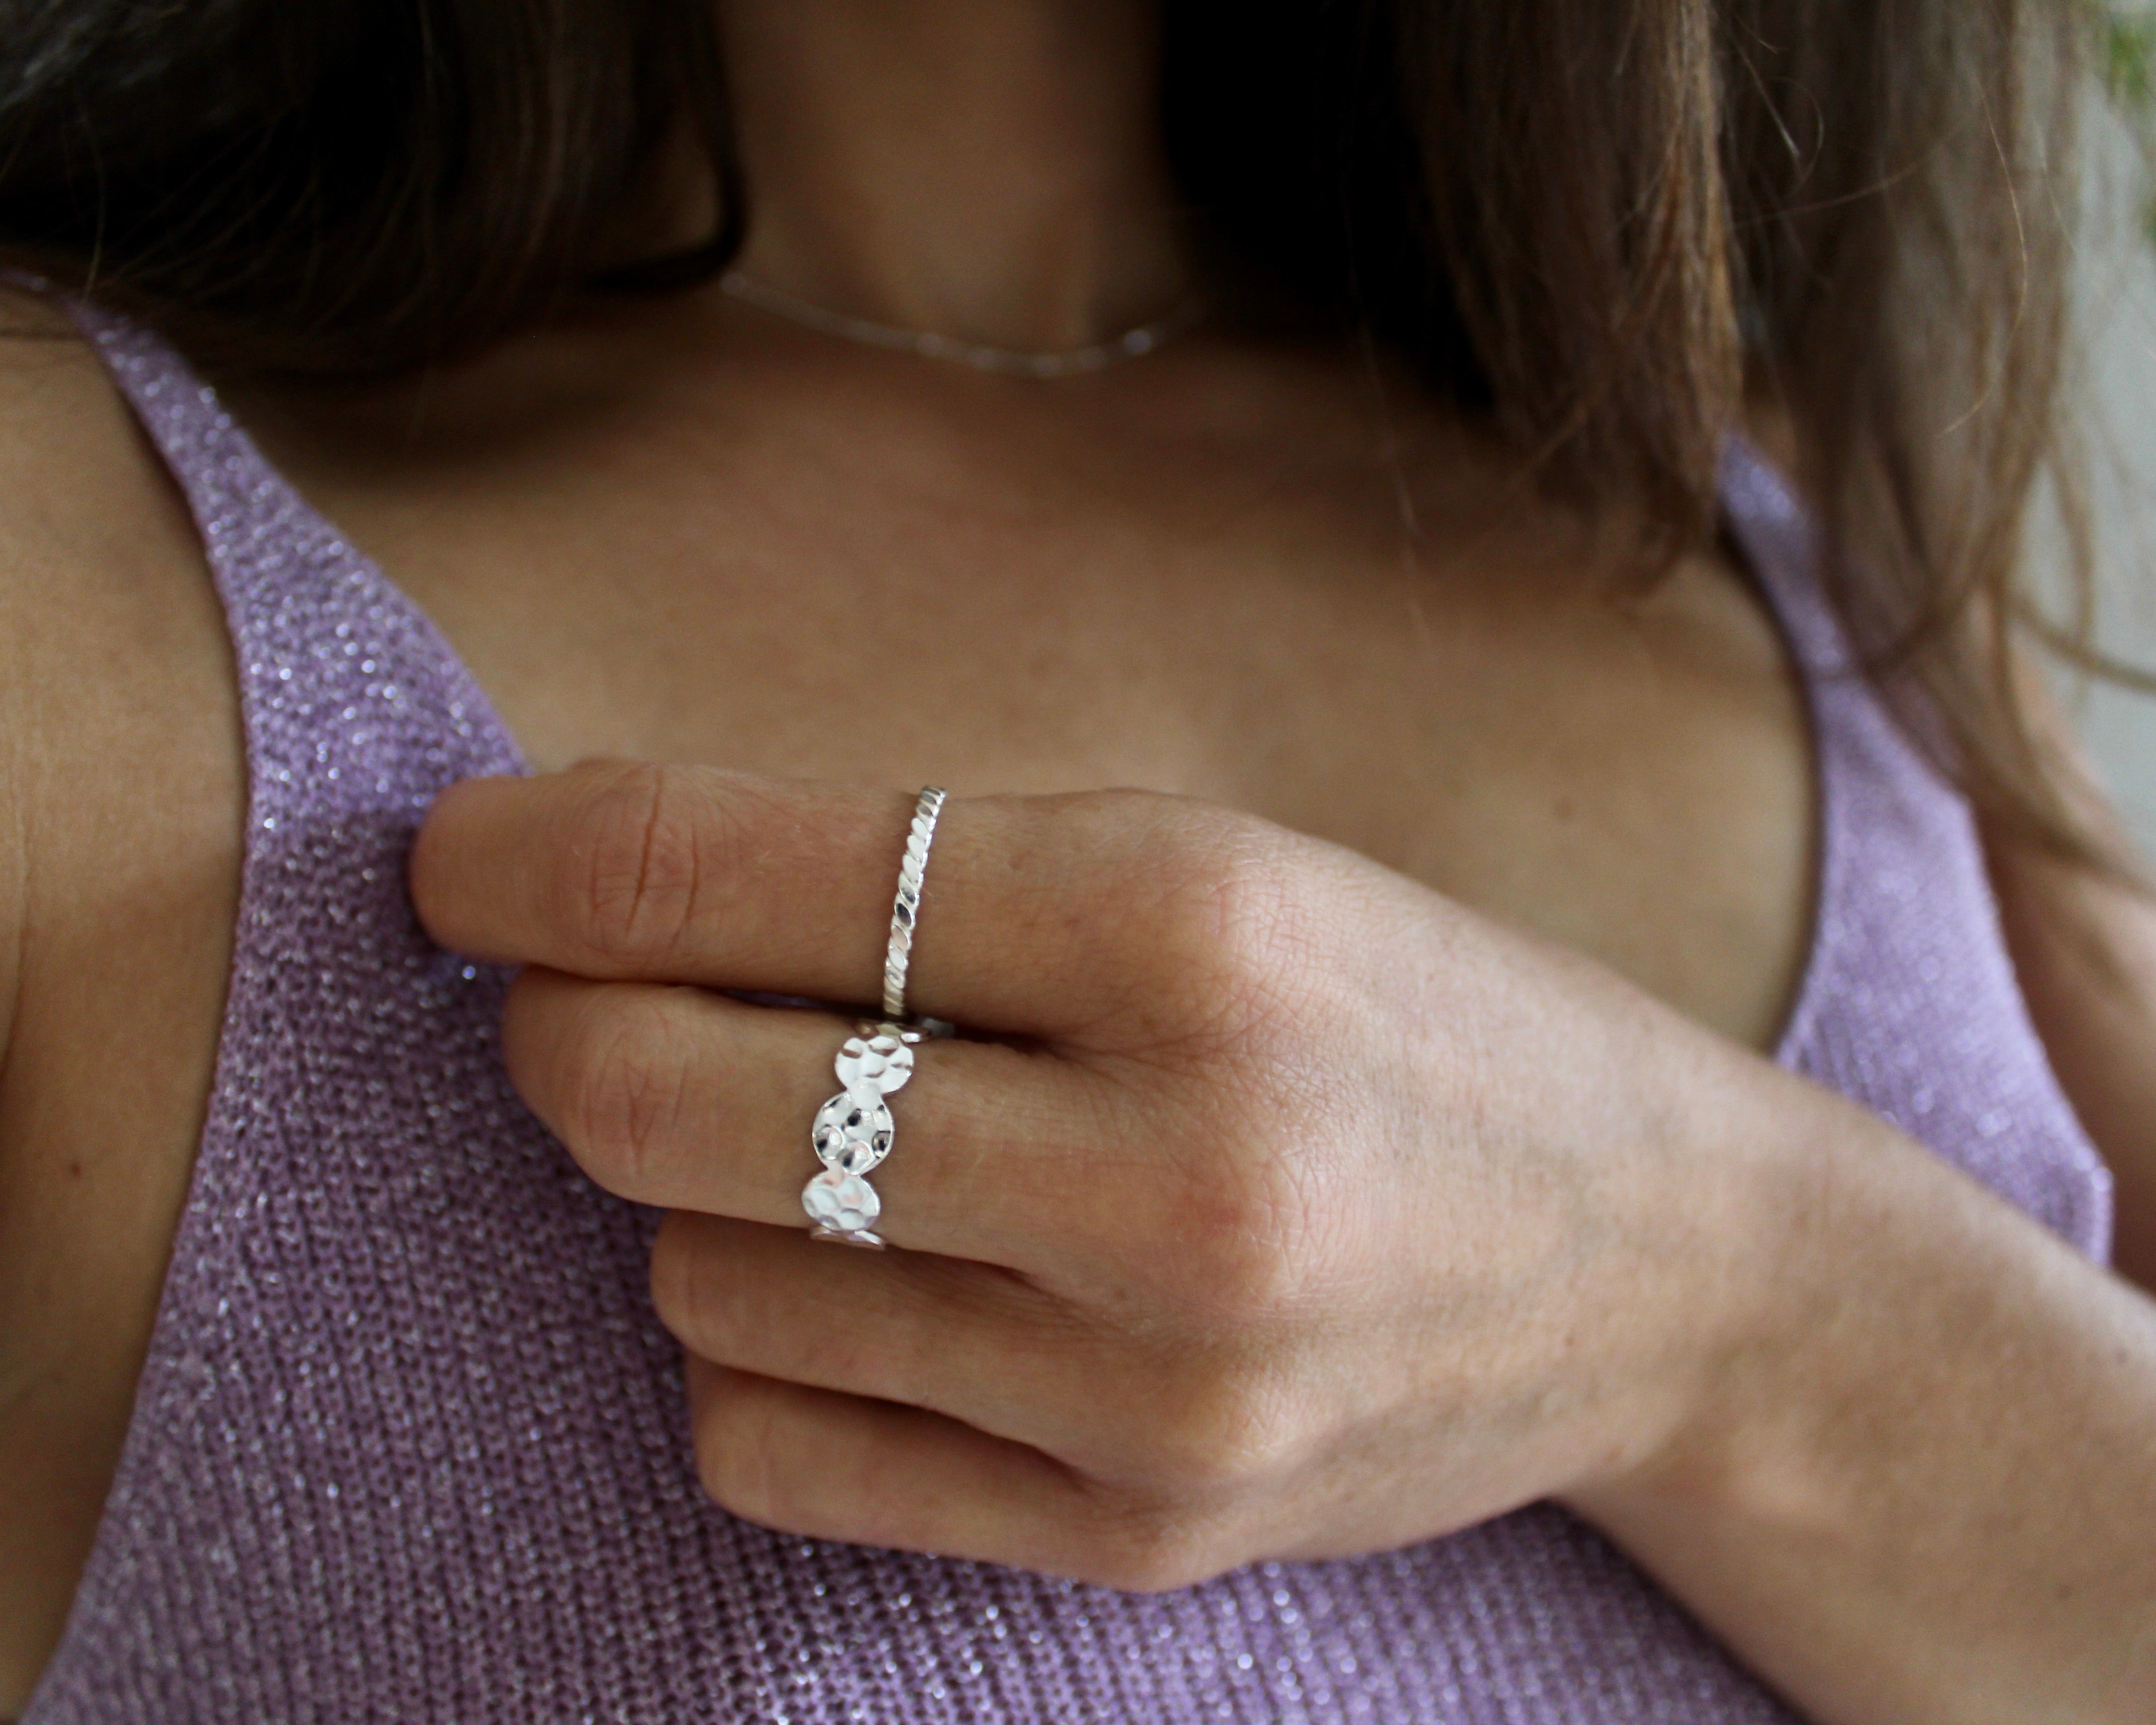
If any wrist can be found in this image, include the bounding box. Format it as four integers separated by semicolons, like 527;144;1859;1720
1555;1048;2156;1723
1561;1052;1894;1531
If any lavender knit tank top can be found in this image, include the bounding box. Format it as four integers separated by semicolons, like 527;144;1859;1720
25;299;2112;1725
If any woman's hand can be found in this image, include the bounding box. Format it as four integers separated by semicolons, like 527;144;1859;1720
412;759;2156;1725
408;759;1788;1585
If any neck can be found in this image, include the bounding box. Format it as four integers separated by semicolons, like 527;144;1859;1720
711;0;1190;351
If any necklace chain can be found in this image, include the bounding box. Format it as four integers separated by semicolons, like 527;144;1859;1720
718;270;1205;380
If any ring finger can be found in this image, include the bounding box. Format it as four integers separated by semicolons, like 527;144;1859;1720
503;967;1130;1267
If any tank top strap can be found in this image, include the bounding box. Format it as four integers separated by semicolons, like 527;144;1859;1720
1716;434;2111;1259
1716;432;1867;1073
1716;435;1853;677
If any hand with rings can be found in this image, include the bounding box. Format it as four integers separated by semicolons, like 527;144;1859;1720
410;760;1877;1591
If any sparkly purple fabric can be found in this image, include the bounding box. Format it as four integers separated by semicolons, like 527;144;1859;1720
24;298;2111;1725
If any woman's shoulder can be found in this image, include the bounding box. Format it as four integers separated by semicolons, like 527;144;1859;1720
0;283;241;1038
0;282;180;531
0;284;231;718
0;283;244;1708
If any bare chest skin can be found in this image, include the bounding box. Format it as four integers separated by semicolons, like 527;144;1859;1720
0;304;1812;1706
239;303;1817;1042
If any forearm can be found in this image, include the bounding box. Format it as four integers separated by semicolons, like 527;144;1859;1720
1986;821;2156;1294
1570;1079;2156;1725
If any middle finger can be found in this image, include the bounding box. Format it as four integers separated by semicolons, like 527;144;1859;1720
504;967;1130;1266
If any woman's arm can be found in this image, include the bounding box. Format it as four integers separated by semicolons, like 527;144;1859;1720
1567;1082;2156;1724
1985;745;2156;1293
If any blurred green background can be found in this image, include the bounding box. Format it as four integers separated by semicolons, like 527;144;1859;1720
2070;4;2156;854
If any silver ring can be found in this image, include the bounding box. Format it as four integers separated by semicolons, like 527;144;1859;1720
801;787;949;1248
883;785;946;1022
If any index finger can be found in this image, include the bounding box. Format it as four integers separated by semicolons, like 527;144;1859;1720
409;761;1214;1037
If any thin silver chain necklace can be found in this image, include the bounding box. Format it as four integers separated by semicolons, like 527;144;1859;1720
717;269;1206;380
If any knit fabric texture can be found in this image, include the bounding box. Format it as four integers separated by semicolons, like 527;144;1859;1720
23;299;2112;1724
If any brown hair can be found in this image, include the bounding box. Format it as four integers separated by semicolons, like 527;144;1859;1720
0;0;2136;864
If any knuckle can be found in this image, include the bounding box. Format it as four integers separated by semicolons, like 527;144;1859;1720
1114;807;1319;1051
647;1214;717;1347
691;1373;837;1539
691;1382;792;1529
656;1225;908;1395
558;991;695;1197
1166;1152;1334;1322
1074;1497;1235;1594
1134;1362;1306;1498
562;762;716;969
